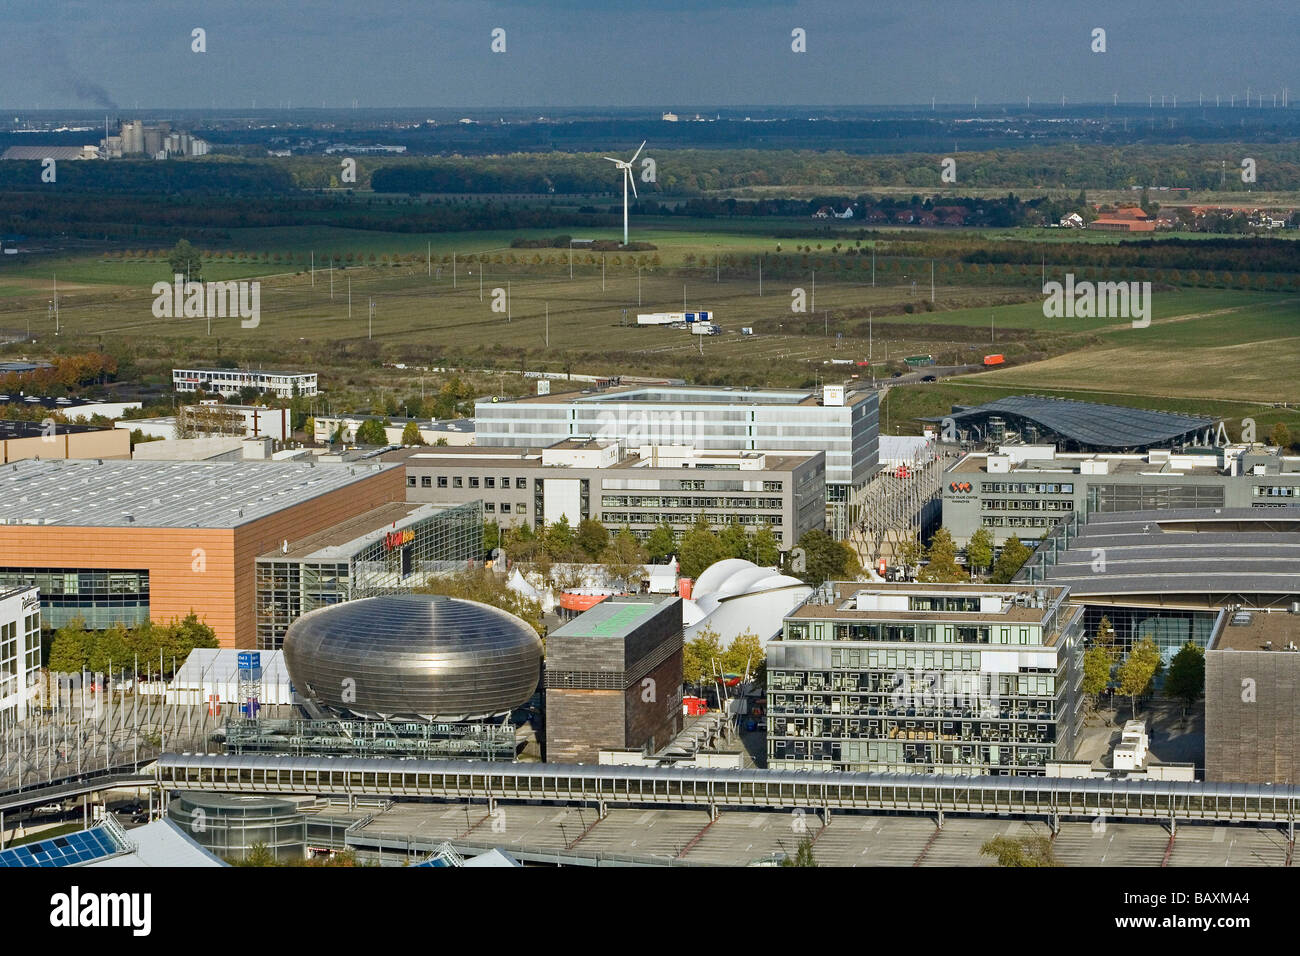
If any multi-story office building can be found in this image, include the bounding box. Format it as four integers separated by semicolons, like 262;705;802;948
253;501;481;649
0;459;406;647
944;444;1300;547
473;383;877;535
766;583;1085;776
1205;607;1300;784
172;368;318;399
0;585;41;728
388;440;825;551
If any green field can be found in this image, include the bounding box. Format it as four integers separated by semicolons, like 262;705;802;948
1;222;1296;437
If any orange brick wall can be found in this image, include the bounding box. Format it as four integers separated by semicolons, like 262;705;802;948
0;466;405;648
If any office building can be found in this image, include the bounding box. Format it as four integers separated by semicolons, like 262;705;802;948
254;500;481;649
172;368;318;399
390;440;825;551
0;458;405;647
473;383;878;535
766;583;1085;776
944;443;1300;547
1205;607;1300;783
544;596;684;762
0;585;40;727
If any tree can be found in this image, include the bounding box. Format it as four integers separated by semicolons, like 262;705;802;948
896;538;924;576
966;528;994;576
683;626;723;684
680;517;724;579
751;525;780;567
400;420;424;445
417;569;545;637
989;535;1033;583
980;835;1060;867
780;836;818;867
1116;636;1161;720
602;527;648;590
88;623;132;675
646;522;677;563
354;419;388;445
303;416;316;444
790;528;861;587
48;617;92;674
721;630;766;685
575;518;610;561
1164;642;1205;716
543;515;576;560
919;527;967;583
1269;422;1292;450
482;519;501;557
1081;646;1114;713
167;239;203;282
718;520;750;562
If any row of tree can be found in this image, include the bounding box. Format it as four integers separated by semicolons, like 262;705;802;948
1080;616;1206;719
898;528;1034;585
46;613;219;678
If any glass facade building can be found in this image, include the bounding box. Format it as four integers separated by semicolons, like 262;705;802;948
0;568;149;630
766;584;1085;776
254;501;481;649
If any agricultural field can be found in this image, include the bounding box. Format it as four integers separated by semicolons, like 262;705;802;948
0;219;1295;437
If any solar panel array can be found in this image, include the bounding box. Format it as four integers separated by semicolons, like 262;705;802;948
0;826;122;867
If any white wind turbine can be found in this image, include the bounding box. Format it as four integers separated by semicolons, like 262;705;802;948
604;140;645;246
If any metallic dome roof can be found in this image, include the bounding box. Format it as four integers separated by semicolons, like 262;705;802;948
282;593;542;722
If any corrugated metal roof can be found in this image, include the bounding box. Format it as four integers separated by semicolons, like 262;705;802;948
926;395;1212;448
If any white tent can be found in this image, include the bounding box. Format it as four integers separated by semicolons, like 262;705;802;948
165;648;294;706
506;567;553;613
684;559;812;648
644;557;679;594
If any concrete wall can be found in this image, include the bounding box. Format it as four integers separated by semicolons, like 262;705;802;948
0;428;131;463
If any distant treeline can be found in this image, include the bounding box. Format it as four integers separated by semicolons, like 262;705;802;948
4;142;1300;201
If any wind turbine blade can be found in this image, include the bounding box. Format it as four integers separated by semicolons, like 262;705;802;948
631;140;646;163
603;157;620;163
626;167;638;199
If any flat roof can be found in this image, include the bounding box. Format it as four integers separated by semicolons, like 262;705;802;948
384;445;815;473
548;597;667;640
258;501;467;561
0;420;110;439
173;367;314;377
492;384;875;408
0;458;397;529
1210;610;1300;651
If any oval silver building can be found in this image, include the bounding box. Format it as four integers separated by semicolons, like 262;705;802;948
281;594;543;722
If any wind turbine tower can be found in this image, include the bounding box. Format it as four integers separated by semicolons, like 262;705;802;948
604;141;645;246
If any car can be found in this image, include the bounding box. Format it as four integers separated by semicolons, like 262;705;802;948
921;375;937;382
34;803;65;815
891;371;904;378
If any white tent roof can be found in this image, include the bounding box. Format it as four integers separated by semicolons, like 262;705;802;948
171;648;291;686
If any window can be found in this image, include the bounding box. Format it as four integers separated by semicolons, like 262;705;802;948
501;503;511;514
515;477;527;489
517;503;527;514
453;476;463;488
501;476;511;488
421;476;433;488
485;502;495;513
406;476;416;487
486;477;496;489
470;477;480;488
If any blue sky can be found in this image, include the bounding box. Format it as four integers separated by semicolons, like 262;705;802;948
3;0;1298;110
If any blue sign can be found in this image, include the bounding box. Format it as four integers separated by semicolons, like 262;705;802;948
237;652;261;671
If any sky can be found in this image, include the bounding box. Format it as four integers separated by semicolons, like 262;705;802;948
2;0;1299;111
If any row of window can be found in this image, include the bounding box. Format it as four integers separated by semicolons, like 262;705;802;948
411;474;531;491
981;516;1054;528
788;622;1040;646
600;496;785;509
980;482;1074;494
601;511;783;528
1254;486;1298;497
981;499;1075;511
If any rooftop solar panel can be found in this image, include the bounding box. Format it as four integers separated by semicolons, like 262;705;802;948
0;826;123;867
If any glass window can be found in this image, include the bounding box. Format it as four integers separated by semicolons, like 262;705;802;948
470;477;480;488
436;477;448;488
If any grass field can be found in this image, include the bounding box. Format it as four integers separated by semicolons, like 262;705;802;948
0;222;1295;436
